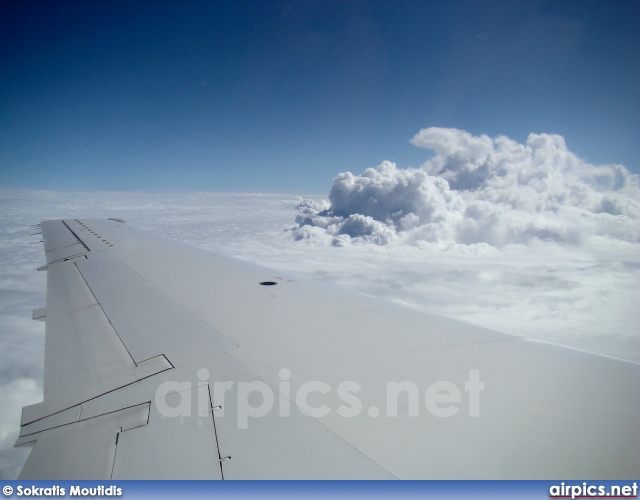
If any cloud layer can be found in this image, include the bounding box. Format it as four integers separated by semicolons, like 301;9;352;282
292;128;640;247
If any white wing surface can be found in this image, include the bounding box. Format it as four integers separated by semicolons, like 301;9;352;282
16;219;640;479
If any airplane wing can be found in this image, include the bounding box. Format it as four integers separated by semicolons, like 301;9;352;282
16;218;640;479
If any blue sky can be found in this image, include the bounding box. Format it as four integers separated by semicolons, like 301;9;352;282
1;0;638;192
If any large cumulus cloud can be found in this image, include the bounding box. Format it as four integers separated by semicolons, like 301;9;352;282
292;127;640;247
294;162;463;245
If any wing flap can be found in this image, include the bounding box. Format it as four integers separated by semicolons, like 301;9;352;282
18;404;150;480
19;406;81;438
41;259;172;416
20;402;44;426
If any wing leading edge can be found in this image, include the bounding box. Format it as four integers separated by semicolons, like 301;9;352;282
16;219;640;479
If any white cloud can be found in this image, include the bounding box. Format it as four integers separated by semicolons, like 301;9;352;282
294;161;465;245
413;127;639;216
293;128;640;248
